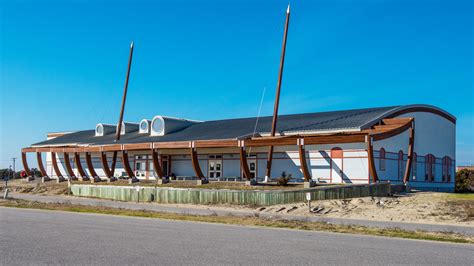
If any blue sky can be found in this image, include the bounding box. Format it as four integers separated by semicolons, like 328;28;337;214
0;0;472;168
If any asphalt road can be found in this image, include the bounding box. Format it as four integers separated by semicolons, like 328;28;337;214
1;208;473;265
11;193;474;236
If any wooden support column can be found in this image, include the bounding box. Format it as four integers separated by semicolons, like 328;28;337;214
51;152;64;179
63;153;77;179
74;153;89;180
190;143;204;179
239;144;252;180
100;152;114;179
297;139;311;182
121;150;135;178
85;152;99;179
152;149;163;179
21;152;32;177
366;136;379;183
403;122;415;184
36;152;48;177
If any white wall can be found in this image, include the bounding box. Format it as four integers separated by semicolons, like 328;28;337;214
372;111;455;191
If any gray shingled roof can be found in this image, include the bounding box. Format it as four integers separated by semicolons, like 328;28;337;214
31;106;399;147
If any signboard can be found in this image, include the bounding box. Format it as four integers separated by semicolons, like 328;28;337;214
306;192;311;201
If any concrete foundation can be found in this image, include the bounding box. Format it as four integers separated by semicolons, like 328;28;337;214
90;177;101;183
245;179;258;186
304;181;317;188
106;177;117;183
157;179;169;185
78;176;90;182
41;176;51;183
56;176;66;183
69;176;78;181
196;179;209;185
128;177;140;184
24;176;35;182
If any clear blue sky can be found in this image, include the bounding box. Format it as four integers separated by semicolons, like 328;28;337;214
0;0;472;169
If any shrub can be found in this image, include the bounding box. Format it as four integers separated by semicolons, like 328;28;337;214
277;171;292;186
455;169;474;193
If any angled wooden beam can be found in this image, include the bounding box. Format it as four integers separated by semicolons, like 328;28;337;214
239;146;252;180
21;152;32;177
297;139;311;182
74;152;89;180
190;146;204;179
100;152;114;179
112;42;135;176
403;122;415;184
266;4;291;179
63;153;76;179
36;152;48;177
121;150;135;178
366;137;379;183
371;118;413;141
152;149;163;179
85;152;99;179
110;151;118;176
51;152;64;178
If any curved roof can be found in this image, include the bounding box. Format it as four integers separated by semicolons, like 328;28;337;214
30;104;455;147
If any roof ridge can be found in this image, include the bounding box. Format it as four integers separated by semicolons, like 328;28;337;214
280;108;390;132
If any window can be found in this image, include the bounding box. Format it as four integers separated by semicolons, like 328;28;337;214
398;151;404;180
412;153;417;180
379;148;386;171
425;154;435;182
442;156;452;183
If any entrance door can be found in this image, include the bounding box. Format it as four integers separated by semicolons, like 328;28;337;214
134;155;147;178
330;148;343;183
161;156;169;177
247;156;257;179
208;160;222;178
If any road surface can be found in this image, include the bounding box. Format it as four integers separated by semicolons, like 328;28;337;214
0;207;473;265
11;193;474;236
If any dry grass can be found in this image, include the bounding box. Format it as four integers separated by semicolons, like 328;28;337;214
1;198;472;244
1;178;314;192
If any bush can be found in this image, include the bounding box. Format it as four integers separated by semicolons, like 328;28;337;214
277;171;292;186
0;168;14;179
455;169;474;193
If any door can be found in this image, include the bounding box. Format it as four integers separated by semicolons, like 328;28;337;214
161;156;169;177
247;156;257;179
330;148;343;183
134;155;147;178
208;160;222;178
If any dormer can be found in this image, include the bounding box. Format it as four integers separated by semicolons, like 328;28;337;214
150;116;201;136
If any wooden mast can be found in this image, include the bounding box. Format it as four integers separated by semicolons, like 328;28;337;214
110;41;134;176
265;4;291;179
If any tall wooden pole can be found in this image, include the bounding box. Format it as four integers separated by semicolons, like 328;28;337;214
111;41;134;173
265;5;291;179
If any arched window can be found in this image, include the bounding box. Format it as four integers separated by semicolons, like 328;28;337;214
398;151;404;180
379;148;386;171
412;153;417;180
442;156;452;183
331;147;343;158
425;154;435;182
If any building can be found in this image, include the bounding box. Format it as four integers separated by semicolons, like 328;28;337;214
21;104;456;192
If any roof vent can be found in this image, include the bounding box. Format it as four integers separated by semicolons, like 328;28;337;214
95;123;116;137
117;122;139;135
150;116;201;136
139;119;151;134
